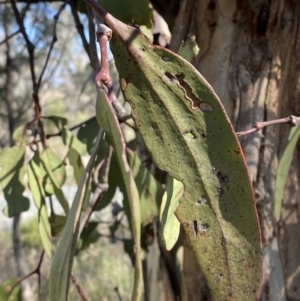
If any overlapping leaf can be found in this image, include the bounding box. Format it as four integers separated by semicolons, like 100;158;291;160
96;88;143;301
28;152;52;257
160;176;183;250
0;146;30;217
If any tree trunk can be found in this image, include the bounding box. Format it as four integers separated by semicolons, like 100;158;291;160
154;0;300;300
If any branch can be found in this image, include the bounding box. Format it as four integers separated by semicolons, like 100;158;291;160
0;29;20;46
87;4;99;72
69;0;91;62
236;115;300;137
7;251;45;299
71;273;89;301
36;1;68;93
10;0;37;93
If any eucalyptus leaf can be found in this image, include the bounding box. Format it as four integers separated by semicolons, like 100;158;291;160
67;148;91;211
62;129;87;156
96;88;143;300
50;214;67;237
76;222;100;255
0;278;22;301
28;153;52;257
159;176;183;250
0;147;29;217
40;147;66;194
0;146;25;191
178;35;200;62
127;149;164;226
77;117;98;154
84;4;262;300
275;125;300;221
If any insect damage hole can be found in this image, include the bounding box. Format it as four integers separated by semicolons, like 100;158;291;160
183;130;196;139
196;197;207;205
192;220;198;237
162;72;179;84
199;223;209;233
199;102;214;112
151;122;158;130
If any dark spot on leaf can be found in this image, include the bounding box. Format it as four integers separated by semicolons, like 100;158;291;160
201;133;207;139
217;171;229;186
140;47;145;52
162;72;179;84
192;220;198;237
196;197;207;205
200;223;209;232
151;123;158;130
216;186;224;196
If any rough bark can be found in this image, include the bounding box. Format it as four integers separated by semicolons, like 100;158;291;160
156;0;300;300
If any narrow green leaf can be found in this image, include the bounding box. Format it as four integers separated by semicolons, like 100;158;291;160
275;125;300;221
49;129;103;301
82;6;262;300
40;147;66;193
96;88;143;301
160;176;183;250
28;153;52;257
0;278;22;301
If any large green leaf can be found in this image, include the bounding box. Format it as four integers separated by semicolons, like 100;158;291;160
28;153;52;257
275;125;300;221
159;176;183;251
84;4;262;300
96;89;143;301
